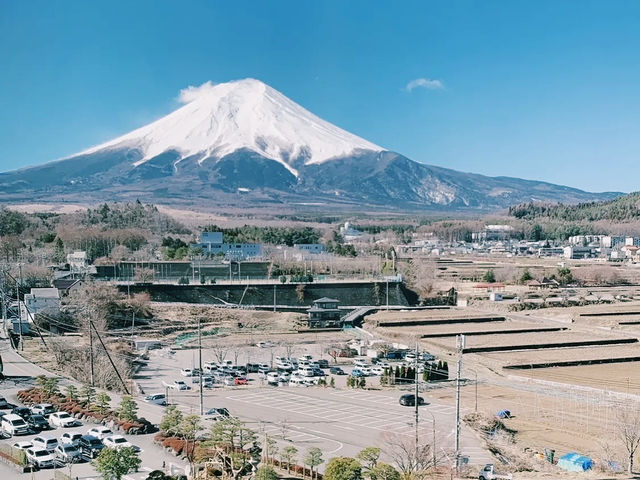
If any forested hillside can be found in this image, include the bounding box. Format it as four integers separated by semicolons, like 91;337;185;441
509;192;638;222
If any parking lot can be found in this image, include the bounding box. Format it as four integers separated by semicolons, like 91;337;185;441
136;345;492;466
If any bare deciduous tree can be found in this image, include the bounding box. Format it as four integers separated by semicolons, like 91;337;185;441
382;431;435;480
616;408;640;473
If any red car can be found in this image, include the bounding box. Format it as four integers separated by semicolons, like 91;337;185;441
234;377;248;386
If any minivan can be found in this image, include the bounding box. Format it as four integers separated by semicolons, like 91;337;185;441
1;413;30;436
32;434;59;452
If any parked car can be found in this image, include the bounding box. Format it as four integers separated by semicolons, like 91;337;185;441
78;434;104;459
351;368;366;378
31;404;56;418
180;368;194;377
25;447;55;468
163;380;191;390
26;414;52;431
103;435;141;452
223;376;236;386
32;434;59;452
329;367;346;375
317;359;329;368
370;366;385;375
12;441;33;450
257;341;273;348
399;394;426;407
54;443;82;463
204;407;231;421
303;377;319;386
60;431;83;446
266;372;280;385
353;359;368;368
478;464;513;480
234;377;248;386
87;426;114;440
11;406;32;420
1;413;30;436
245;363;260;373
143;393;167;406
0;396;8;409
278;372;291;381
289;375;307;386
313;368;326;377
50;411;81;428
258;363;271;374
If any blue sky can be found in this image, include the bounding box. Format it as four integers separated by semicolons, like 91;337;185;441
1;1;639;192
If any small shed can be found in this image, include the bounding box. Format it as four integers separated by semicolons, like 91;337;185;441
557;453;593;472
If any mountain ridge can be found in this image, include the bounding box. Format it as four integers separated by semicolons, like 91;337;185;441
0;79;622;210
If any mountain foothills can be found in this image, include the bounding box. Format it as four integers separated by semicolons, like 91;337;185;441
509;192;640;222
0;79;620;210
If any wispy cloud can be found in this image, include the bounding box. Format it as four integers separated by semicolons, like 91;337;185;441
405;78;444;92
178;81;218;103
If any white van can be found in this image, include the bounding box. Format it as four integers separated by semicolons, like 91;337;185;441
1;413;30;436
299;366;315;377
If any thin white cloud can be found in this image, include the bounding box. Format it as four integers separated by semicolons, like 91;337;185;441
405;78;444;92
178;81;218;103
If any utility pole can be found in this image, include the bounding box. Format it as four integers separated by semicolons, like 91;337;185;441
454;334;465;470
16;264;23;351
429;411;436;468
131;312;135;344
386;280;389;310
414;341;419;459
89;319;130;394
198;316;203;416
273;284;276;312
89;323;95;386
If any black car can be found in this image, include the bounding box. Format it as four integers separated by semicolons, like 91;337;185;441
329;367;346;375
399;394;427;407
26;414;51;431
317;359;329;369
11;406;32;420
245;363;260;373
78;435;104;459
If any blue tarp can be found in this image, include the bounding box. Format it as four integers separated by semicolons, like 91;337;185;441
558;453;593;472
496;410;511;418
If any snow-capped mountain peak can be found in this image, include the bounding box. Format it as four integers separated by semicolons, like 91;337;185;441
79;78;384;177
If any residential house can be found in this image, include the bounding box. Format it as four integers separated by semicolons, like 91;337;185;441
191;231;262;260
306;297;342;328
22;288;60;322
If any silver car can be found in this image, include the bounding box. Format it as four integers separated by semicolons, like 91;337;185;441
54;444;82;463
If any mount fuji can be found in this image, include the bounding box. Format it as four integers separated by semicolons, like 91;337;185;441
0;79;620;210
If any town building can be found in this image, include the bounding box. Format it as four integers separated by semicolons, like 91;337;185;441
563;246;594;259
472;225;514;242
21;288;60;322
339;222;363;241
294;244;325;254
66;251;88;272
306;297;342;328
191;231;262;260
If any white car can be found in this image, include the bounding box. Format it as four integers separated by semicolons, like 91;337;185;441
60;431;83;446
87;426;114;440
279;372;291;381
50;411;81;428
303;377;319;386
289;375;307;386
266;372;280;385
12;441;33;450
143;393;167;406
163;380;191;390
102;435;141;452
30;403;56;418
370;366;385;376
54;443;82;463
378;362;391;369
25;447;55;468
257;341;273;348
353;358;369;368
275;361;293;371
180;368;194;377
32;435;58;452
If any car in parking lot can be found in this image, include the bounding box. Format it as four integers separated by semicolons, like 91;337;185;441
12;441;33;450
370;366;385;375
31;403;56;418
25;447;55;468
11;406;32;420
329;367;346;375
60;431;83;446
266;372;280;385
317;359;329;369
234;377;248;385
26;414;52;432
245;363;260;373
50;411;81;428
1;413;31;436
32;434;59;452
163;380;191;390
289;375;307;386
143;393;167;406
204;407;231;421
399;394;427;406
78;434;104;459
87;426;114;440
257;363;271;374
351;368;366;378
278;372;291;382
54;443;82;463
0;396;8;409
353;358;369;368
103;434;141;452
180;368;194;377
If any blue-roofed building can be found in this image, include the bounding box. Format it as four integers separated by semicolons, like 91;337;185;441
192;231;262;260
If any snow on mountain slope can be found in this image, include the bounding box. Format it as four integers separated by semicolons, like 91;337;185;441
79;78;384;177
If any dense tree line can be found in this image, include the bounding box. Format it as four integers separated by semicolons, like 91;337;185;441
0;207;30;236
202;225;321;246
509;193;640;223
84;201;189;234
